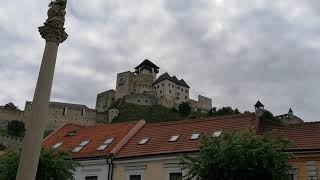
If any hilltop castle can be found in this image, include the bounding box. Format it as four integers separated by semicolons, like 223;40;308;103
96;59;212;112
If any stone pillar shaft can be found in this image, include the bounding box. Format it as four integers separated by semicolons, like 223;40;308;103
16;42;59;180
16;0;67;179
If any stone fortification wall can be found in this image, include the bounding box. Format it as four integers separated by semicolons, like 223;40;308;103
124;93;159;106
189;95;212;112
0;109;24;129
0;135;22;149
96;90;116;112
24;102;96;130
115;71;135;99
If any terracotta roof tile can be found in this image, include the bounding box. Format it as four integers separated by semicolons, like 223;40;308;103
117;114;258;158
42;121;139;159
260;121;320;151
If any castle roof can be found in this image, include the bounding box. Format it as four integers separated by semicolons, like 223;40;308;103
254;100;264;108
135;59;159;73
154;72;190;88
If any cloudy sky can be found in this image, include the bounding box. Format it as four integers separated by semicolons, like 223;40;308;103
0;0;319;121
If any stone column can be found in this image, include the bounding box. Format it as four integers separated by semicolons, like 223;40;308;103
16;1;68;180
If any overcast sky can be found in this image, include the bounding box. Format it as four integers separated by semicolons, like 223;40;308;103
1;0;319;121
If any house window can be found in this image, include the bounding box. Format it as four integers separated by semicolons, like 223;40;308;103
169;172;182;180
129;175;141;180
86;176;98;180
307;161;317;179
169;134;180;142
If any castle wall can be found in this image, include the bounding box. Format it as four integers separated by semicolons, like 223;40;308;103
124;94;159;106
24;102;96;130
0;109;24;129
115;71;135;99
154;79;190;108
96;90;116;112
189;95;212;112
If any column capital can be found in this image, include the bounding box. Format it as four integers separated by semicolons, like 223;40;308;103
39;0;68;44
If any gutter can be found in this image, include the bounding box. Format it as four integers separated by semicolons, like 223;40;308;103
107;154;114;180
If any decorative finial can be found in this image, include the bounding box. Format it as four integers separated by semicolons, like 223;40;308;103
39;0;68;43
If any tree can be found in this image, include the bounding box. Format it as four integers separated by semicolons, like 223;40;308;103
180;131;294;180
7;121;25;137
0;149;78;180
178;102;191;116
1;102;20;111
234;108;240;114
260;110;280;122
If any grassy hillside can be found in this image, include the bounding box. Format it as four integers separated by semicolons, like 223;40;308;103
111;103;207;123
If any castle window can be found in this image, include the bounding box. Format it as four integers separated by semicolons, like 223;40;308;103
177;86;180;90
177;92;180;96
145;100;148;103
157;85;159;89
169;90;171;93
138;100;141;103
160;90;162;94
168;83;171;87
176;97;180;100
172;85;174;88
63;107;67;116
162;83;164;87
160;96;163;98
81;109;85;116
185;96;187;99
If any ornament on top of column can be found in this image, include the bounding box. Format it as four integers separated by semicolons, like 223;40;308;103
39;0;68;43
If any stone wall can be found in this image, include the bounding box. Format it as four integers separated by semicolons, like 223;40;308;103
116;71;135;99
96;90;116;112
189;95;212;112
0;135;22;149
0;109;24;129
154;79;190;108
124;93;159;106
24;101;96;130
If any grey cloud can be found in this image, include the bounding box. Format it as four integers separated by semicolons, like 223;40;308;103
0;0;319;121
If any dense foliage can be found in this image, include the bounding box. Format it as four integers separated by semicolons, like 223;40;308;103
180;131;294;180
0;102;20;111
178;102;192;116
208;107;241;117
0;149;77;180
110;103;206;123
7;120;25;137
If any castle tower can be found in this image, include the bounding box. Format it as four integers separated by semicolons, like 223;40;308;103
254;100;264;117
288;108;293;118
135;59;159;82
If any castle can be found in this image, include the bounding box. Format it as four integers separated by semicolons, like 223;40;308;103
96;59;212;112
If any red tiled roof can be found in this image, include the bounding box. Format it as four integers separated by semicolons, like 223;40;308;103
42;121;140;159
117;114;259;158
260;121;320;151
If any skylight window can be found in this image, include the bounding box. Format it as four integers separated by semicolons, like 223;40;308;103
72;140;91;153
72;146;83;153
79;140;90;146
52;142;63;149
138;138;150;145
169;134;180;142
212;130;222;137
96;138;115;151
104;138;114;144
190;133;200;140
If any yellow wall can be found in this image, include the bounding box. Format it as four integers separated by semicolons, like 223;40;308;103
113;157;183;180
289;156;320;180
